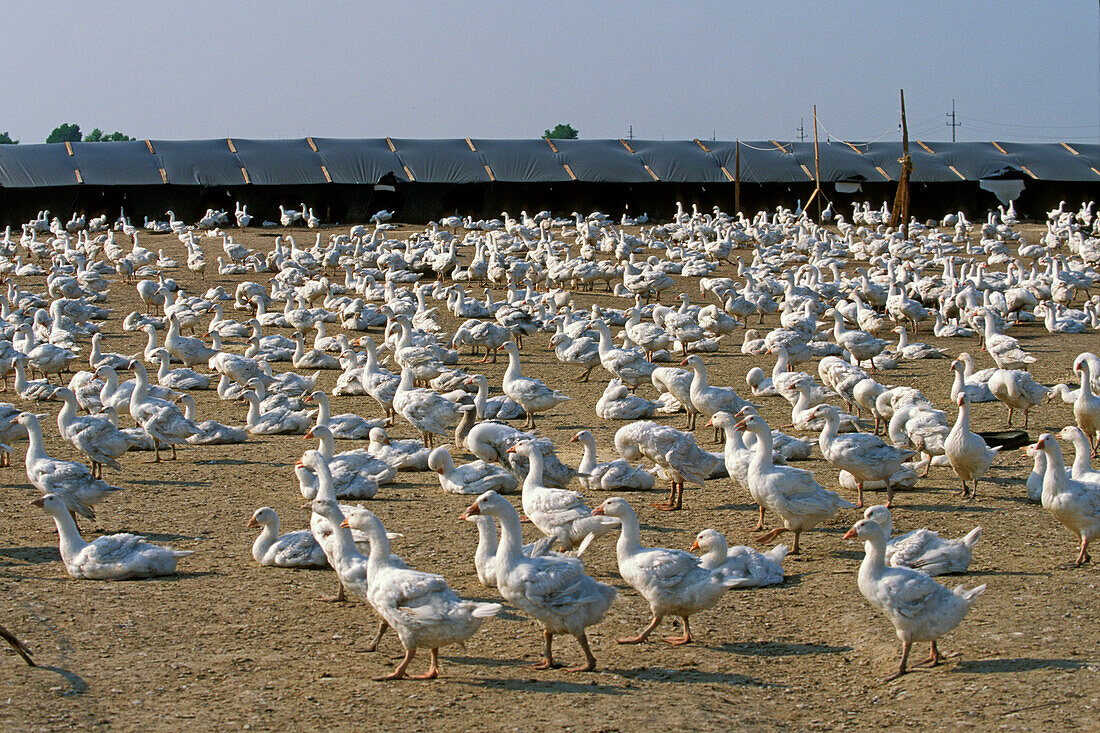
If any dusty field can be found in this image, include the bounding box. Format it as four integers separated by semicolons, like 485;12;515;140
0;221;1097;732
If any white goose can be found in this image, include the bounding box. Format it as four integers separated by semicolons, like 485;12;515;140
614;420;720;510
463;373;524;420
499;342;570;429
681;355;752;440
944;394;999;499
52;387;142;478
844;517;985;680
1035;433;1100;566
32;493;192;579
151;348;211;390
690;528;787;587
570;430;655;492
810;404;916;507
949;357;995;403
366;427;430;472
593;497;741;645
174;394;247;445
19;412;122;519
1072;359;1100;455
392;366;459;448
461;490;617;672
980;311;1036;369
736;414;855;554
511;441;618;553
239;390;315;435
427;445;517;495
305;390;383;440
343;505;501;680
988;369;1048;427
862;505;981;576
465;514;556;588
128;361;200;460
303;424;397;498
247;507;329;568
1056;426;1100;484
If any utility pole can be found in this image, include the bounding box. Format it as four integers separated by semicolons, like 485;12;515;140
946;99;961;142
628;125;634;141
797;118;806;142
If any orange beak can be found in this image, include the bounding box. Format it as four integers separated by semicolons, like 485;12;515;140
689;540;700;552
304;429;314;439
842;528;857;540
460;503;480;520
569;434;579;443
300;502;312;510
592;505;605;516
246;517;258;528
679;358;689;366
733;419;748;431
30;497;44;508
704;418;712;428
505;445;517;454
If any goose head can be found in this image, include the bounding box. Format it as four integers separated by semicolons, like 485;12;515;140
842;517;888;542
247;507;277;529
460;489;507;520
690;528;725;554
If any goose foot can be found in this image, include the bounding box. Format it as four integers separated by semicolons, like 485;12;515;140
664;618;692;646
375;648;416;681
617;616;661;644
406;649;440;679
916;641;944;668
566;633;597;672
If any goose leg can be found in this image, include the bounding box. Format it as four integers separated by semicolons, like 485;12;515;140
567;632;597;672
856;481;865;508
752;505;765;532
365;620;389;651
1075;538;1091;566
319;580;347;603
756;527;786;545
918;640;944;668
376;647;416;680
665;616;693;646
791;529;802;554
617;615;662;644
883;640;912;681
531;630;559;669
652;481;677;511
0;623;34;666
407;648;440;680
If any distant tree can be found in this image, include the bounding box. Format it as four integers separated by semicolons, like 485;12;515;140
85;128;134;142
46;123;82;143
0;131;17;144
543;123;578;140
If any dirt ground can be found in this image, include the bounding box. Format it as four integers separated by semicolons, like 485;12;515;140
0;219;1097;732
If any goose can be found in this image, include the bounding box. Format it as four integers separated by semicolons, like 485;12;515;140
150;349;211;390
1072;359;1100;455
464;514;556;588
465;421;576;488
292;331;340;370
366;427;430;472
303;425;397;498
863;505;981;576
589;318;656;392
498;342;570;429
810;404;916;507
341;505;501;680
1056;426;1100;484
595;378;657;420
690;529;787;587
570;429;655;492
944;394;1000;500
164;314;218;368
832;311;887;371
19;327;77;382
174;394;247;445
1036;433;1100;566
427;445;517;495
650;365;697;428
305;390;382;440
19;412;122;519
613;420;720;511
988;369;1048;427
1025;443;1046;502
736;414;855;553
128;361;199;460
359;336;399;424
593;497;741;645
51;387;142;478
681;355;751;441
392;366;459;448
239;390;315;435
461;491;616;672
246;507;329;568
244;377;306;414
12;360;58;402
463;373;524;420
511;440;618;553
87;333;131;372
32;494;192;579
949;358;995;404
891;327;945;360
843;517;985;680
547;331;601;382
980;312;1036;369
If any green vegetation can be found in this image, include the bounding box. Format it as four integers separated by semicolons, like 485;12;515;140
543;123;578;140
46;123;135;143
0;131;17;144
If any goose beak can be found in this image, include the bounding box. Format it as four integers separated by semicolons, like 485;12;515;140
30;497;44;508
300;502;312;510
246;517;258;528
592;505;605;516
842;528;857;540
569;434;578;443
679;358;689;366
460;503;480;520
304;429;314;439
505;445;517;454
733;419;748;431
689;540;700;552
704;418;713;428
339;518;349;528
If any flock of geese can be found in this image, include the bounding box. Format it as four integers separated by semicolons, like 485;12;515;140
3;198;1100;683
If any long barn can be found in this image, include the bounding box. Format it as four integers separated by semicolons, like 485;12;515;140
0;137;1096;225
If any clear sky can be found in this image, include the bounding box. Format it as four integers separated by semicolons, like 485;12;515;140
6;1;1098;144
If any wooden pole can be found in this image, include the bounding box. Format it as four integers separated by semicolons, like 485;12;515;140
812;105;822;222
735;140;741;215
889;89;912;239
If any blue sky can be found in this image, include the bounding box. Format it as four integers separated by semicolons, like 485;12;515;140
7;1;1098;144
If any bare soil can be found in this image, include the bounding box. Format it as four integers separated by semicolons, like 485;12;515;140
0;222;1097;732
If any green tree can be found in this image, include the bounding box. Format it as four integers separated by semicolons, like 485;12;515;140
0;131;17;144
84;128;134;142
543;123;578;140
46;123;81;143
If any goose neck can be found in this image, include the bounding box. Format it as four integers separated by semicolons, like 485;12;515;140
50;506;90;562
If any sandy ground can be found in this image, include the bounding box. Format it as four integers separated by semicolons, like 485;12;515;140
0;221;1097;732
